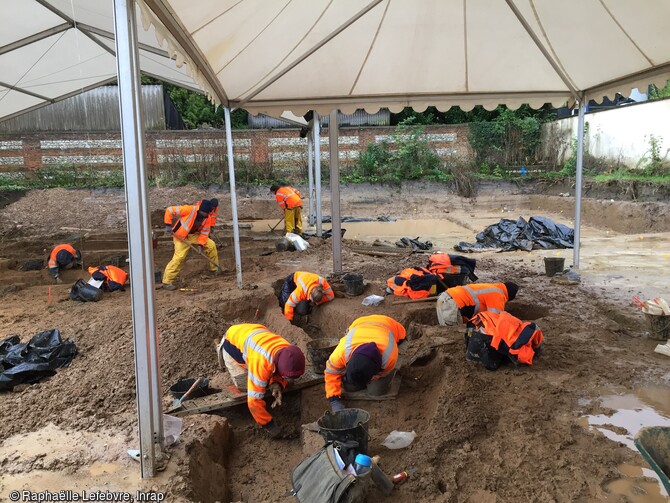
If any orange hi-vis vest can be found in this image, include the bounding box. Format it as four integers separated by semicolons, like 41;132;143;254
325;315;406;399
470;311;544;365
428;253;462;275
275;186;302;210
447;283;509;318
48;244;77;269
164;203;214;246
223;324;292;426
196;200;219;226
284;271;334;321
87;265;128;290
386;267;436;299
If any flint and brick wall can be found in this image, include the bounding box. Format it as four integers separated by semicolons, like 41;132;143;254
0;125;471;176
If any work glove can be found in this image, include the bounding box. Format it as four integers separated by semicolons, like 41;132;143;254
329;398;345;413
263;420;282;439
197;244;204;254
165;224;172;237
269;382;283;409
54;276;63;285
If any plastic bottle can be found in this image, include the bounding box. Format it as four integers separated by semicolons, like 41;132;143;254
353;454;372;476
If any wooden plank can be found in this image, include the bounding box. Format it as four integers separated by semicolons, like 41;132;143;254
341;376;401;401
167;370;324;417
392;296;438;305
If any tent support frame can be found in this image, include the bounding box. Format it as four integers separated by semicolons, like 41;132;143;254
224;107;243;288
573;99;586;269
314;112;323;237
329;109;342;273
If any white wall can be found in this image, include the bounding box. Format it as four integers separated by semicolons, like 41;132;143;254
544;99;670;167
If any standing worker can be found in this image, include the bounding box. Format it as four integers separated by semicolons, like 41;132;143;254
278;271;334;321
436;282;518;326
216;323;305;438
48;244;81;284
162;199;220;290
271;184;303;235
325;315;406;412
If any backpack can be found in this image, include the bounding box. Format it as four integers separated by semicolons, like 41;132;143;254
289;443;369;503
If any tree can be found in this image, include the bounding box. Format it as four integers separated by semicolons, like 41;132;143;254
649;80;670;100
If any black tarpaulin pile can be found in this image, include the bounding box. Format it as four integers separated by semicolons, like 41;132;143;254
454;216;574;253
0;329;77;391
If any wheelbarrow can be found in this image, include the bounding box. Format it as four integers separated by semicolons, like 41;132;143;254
634;426;670;494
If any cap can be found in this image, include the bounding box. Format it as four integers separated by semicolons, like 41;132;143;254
504;282;519;301
199;200;214;214
210;198;219;208
345;343;381;389
275;346;305;378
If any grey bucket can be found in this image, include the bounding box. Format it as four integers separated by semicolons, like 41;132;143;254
317;408;370;454
306;338;339;373
645;313;670;341
343;273;364;296
544;257;565;277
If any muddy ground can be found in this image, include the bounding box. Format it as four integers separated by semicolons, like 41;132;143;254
0;184;669;502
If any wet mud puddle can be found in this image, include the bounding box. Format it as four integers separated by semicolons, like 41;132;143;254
581;386;670;501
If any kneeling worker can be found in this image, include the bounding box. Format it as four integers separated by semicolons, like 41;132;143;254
437;282;518;326
162;199;219;290
325;315;406;412
279;271;334;321
217;323;305;438
48;244;81;284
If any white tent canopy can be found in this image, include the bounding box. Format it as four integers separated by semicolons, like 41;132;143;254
0;0;199;123
138;0;670;116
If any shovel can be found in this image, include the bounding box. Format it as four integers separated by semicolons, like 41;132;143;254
172;234;224;272
172;377;204;408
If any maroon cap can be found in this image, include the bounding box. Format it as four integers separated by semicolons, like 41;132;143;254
275;346;305;378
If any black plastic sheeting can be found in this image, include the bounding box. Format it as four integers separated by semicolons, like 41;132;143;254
454;216;574;253
321;215;396;223
395;237;433;251
0;329;77;391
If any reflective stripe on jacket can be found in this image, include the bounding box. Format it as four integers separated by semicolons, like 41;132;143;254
164;203;214;246
386;267;437;299
275;186;302;210
446;283;509;319
223;324;291;425
284;271;334;321
427;253;462;275
325;315;406;399
48;244;77;269
470;311;544;365
87;265;128;290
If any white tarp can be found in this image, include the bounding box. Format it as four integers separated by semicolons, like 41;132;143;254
136;0;670;116
0;0;199;123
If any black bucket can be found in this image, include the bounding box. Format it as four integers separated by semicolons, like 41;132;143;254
317;408;370;455
69;279;103;302
544;257;565;277
343;273;364;296
306;338;339;373
169;378;210;400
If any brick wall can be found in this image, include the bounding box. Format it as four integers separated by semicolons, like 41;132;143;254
0;125;472;176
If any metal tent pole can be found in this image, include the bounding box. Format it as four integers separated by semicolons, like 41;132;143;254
329;109;342;273
112;0;163;478
314;112;323;237
573;99;586;269
224;107;243;288
307;132;315;226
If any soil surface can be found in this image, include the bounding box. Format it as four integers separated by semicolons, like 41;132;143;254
0;184;669;502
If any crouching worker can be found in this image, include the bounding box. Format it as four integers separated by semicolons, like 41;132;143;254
326;315;406;412
48;244;81;284
88;265;128;291
466;311;543;370
436;282;518;326
279;271;334;321
216;323;305;438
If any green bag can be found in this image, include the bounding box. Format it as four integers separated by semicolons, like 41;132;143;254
290;443;368;503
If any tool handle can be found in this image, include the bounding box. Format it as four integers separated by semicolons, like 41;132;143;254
180;377;204;403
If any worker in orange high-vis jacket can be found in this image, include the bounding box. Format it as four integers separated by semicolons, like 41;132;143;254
88;265;128;291
271;184;303;235
325;315;406;412
216;323;305;438
278;271;334;321
48;244;81;284
436;282;518;326
162;199;219;290
465;311;544;370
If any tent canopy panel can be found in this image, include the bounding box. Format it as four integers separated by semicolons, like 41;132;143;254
0;88;45;120
0;2;64;47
